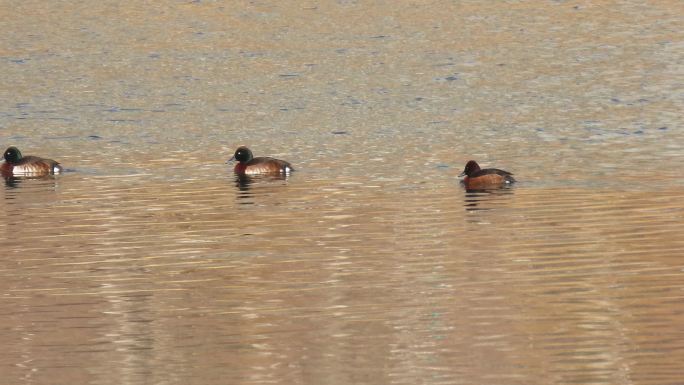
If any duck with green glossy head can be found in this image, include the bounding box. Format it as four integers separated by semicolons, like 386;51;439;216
1;146;63;176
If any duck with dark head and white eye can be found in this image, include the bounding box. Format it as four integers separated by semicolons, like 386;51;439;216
459;160;514;190
228;146;293;176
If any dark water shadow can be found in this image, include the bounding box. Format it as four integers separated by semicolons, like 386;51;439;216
463;185;515;212
233;173;290;205
2;175;60;209
3;174;59;191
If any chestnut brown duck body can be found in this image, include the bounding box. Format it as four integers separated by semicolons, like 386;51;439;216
229;146;293;175
1;146;63;176
459;160;515;190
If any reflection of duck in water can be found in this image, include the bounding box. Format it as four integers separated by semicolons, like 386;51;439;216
1;146;63;177
459;160;515;191
228;146;294;176
463;188;514;212
235;174;253;191
3;174;60;190
234;173;289;192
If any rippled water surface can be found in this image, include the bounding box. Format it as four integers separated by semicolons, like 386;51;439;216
1;1;683;384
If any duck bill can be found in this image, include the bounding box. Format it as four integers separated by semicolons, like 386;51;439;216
226;156;236;164
458;171;466;177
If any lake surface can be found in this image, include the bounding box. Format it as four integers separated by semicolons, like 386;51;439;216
1;1;683;384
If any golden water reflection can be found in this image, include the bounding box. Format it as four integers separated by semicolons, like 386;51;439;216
1;170;682;384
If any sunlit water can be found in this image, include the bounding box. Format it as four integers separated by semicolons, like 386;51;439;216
1;1;683;384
